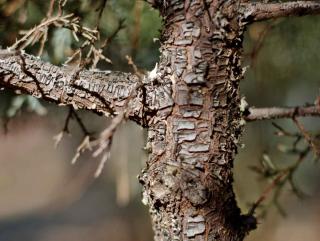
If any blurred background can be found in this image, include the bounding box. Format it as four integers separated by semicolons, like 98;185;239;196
0;0;320;240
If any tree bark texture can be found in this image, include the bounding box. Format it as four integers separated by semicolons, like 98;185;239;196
1;0;320;240
139;1;255;240
0;50;143;119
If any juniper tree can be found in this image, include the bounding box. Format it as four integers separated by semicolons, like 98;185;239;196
0;0;320;240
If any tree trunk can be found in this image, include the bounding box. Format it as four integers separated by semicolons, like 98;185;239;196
140;1;255;240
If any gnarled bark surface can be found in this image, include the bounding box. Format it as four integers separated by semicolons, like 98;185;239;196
0;50;142;119
139;1;255;240
1;0;320;240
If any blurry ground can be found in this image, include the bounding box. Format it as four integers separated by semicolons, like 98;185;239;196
0;114;153;241
0;110;319;241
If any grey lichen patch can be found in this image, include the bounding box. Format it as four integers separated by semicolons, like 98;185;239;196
182;180;208;205
188;144;210;153
185;215;206;238
153;85;175;109
180;109;202;118
151;182;171;201
189;90;204;106
175;39;193;46
176;131;197;143
184;72;205;84
175;120;196;130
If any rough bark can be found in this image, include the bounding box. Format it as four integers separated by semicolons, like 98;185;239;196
0;49;177;126
0;49;144;120
139;1;255;240
240;1;320;22
1;0;320;240
246;106;320;122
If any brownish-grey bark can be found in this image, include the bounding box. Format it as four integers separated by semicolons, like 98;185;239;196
0;50;143;119
245;106;320;122
1;0;320;240
139;1;254;240
241;1;320;22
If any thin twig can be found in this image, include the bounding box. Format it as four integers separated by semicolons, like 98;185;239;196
18;53;45;97
249;170;288;216
95;0;108;30
249;146;310;216
293;117;320;156
71;108;91;136
245;105;320;121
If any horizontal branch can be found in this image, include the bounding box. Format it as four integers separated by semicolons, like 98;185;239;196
245;105;320;121
241;1;320;22
0;49;144;123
